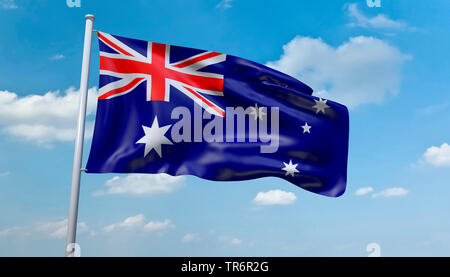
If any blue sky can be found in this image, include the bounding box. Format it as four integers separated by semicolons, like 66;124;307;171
0;0;449;256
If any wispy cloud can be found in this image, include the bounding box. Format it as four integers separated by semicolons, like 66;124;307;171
0;219;88;239
104;214;146;232
181;233;199;243
0;0;17;10
355;186;409;198
355;187;374;196
0;171;10;177
144;219;175;232
50;54;65;61
417;102;450;116
252;190;297;206
346;3;415;31
219;236;243;246
216;0;233;10
93;174;184;196
372;187;409;198
103;214;175;234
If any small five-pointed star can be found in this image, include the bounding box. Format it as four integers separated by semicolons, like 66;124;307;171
312;98;329;114
249;103;266;120
136;116;173;158
282;160;300;177
301;122;311;133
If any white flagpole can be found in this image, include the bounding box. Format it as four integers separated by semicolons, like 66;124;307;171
65;14;95;257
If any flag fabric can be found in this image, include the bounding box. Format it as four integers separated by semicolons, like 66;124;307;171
85;31;349;197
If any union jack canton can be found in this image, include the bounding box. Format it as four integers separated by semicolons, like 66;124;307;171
98;31;226;117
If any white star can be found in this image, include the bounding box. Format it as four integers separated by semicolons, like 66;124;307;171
136;116;173;158
312;98;329;114
282;160;300;177
249;103;266;120
301;122;311;134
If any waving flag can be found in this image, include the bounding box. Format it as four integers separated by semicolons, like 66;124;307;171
86;31;349;197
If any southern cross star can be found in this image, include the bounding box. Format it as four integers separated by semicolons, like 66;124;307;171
312;98;329;114
249;103;266;120
136;116;173;158
301;122;311;134
282;160;300;177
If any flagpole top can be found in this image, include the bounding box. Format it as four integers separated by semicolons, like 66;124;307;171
85;14;95;21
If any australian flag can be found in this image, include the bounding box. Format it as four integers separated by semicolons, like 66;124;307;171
85;31;349;197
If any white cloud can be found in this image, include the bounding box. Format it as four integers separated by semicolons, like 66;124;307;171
0;226;22;237
103;214;175;233
0;171;10;177
0;87;98;146
219;236;243;246
0;0;17;9
182;233;198;243
346;3;413;31
42;220;88;239
355;187;374;196
216;0;232;9
103;224;115;232
252;189;297;206
0;219;88;239
94;174;184;196
230;238;242;245
266;36;410;108
104;214;146;232
417;102;450;116
372;187;409;198
117;214;146;228
144;219;175;232
50;54;65;61
423;143;450;167
34;219;70;238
